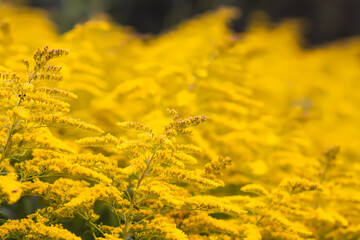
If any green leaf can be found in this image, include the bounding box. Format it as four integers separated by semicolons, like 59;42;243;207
139;206;152;210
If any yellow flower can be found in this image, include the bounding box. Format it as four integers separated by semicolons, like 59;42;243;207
0;172;22;204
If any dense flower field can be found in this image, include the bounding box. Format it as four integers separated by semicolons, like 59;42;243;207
0;3;360;240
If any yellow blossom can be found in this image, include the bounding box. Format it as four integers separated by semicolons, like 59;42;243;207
0;172;22;204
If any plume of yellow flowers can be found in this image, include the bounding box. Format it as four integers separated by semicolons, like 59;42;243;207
0;2;360;240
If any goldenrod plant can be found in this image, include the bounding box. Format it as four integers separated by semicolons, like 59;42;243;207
0;47;103;239
1;2;360;240
76;109;242;239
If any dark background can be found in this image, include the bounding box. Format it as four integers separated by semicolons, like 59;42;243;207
19;0;360;46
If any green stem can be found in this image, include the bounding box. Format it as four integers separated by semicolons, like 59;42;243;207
77;211;105;238
1;87;24;172
123;148;158;239
123;199;134;238
113;207;122;227
0;120;16;172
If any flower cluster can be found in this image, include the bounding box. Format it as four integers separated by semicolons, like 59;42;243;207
0;2;360;240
